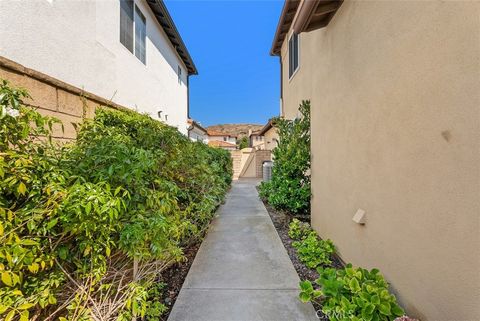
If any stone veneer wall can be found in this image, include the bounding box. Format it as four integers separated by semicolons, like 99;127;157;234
0;56;129;142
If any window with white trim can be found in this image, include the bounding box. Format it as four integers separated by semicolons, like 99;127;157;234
120;0;146;64
288;33;299;78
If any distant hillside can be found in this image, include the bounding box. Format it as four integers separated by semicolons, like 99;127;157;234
206;124;263;139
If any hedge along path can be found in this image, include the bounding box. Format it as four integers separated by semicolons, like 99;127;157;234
168;179;318;321
0;79;232;321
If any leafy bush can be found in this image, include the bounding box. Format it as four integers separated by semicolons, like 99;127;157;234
0;80;232;320
258;100;310;215
293;232;335;269
300;265;405;321
237;136;249;149
288;218;311;241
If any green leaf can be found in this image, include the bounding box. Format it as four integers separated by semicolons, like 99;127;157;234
85;202;92;214
361;307;374;321
349;277;361;293
392;304;405;316
18;302;35;310
378;302;391;315
5;310;15;321
1;272;13;286
21;239;38;246
17;182;27;195
364;303;375;315
58;246;69;260
299;280;313;292
19;310;29;321
47;218;58;230
299;292;311;303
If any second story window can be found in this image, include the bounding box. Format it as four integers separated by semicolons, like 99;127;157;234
120;0;146;64
134;6;146;64
288;33;299;78
177;65;182;84
120;0;134;53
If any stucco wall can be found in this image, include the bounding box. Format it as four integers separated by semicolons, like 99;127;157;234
0;0;189;134
280;1;480;320
250;135;265;149
209;135;237;144
263;127;279;151
189;127;207;143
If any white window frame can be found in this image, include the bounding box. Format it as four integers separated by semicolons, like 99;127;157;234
288;32;300;81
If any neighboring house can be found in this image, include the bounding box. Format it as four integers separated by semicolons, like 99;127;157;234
207;130;237;145
248;130;265;149
187;119;208;143
0;0;196;135
271;1;479;320
208;140;237;151
257;119;278;151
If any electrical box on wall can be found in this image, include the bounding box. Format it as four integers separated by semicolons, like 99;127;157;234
352;209;366;225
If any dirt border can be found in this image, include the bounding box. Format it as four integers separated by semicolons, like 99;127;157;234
257;188;344;316
159;242;201;320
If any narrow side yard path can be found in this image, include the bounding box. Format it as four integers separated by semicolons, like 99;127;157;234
168;179;318;321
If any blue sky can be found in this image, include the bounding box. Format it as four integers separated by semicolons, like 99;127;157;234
165;0;284;127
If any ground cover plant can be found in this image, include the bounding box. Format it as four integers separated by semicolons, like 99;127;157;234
287;217;405;321
299;266;405;321
293;232;335;269
0;80;232;321
288;218;311;241
258;100;310;215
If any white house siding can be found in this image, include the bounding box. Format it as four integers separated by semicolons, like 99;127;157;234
209;136;236;144
189;127;207;143
0;0;189;134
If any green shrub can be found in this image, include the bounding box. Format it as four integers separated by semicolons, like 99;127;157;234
299;265;405;321
288;218;311;241
0;79;232;320
237;136;249;149
258;100;310;215
293;232;335;269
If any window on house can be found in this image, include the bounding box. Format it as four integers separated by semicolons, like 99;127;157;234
134;6;146;64
120;0;146;64
177;65;182;84
120;0;134;53
288;33;299;78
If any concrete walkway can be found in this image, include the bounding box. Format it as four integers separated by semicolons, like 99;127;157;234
168;179;318;321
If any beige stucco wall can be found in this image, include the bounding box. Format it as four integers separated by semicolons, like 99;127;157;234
264;127;279;151
280;1;480;320
250;135;265;149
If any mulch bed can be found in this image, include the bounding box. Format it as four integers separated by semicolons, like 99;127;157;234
257;187;344;317
159;242;201;321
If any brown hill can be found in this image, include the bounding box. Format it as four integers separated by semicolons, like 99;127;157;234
206;124;263;139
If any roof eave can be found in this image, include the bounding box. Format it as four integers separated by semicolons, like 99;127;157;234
270;0;301;56
146;0;198;75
